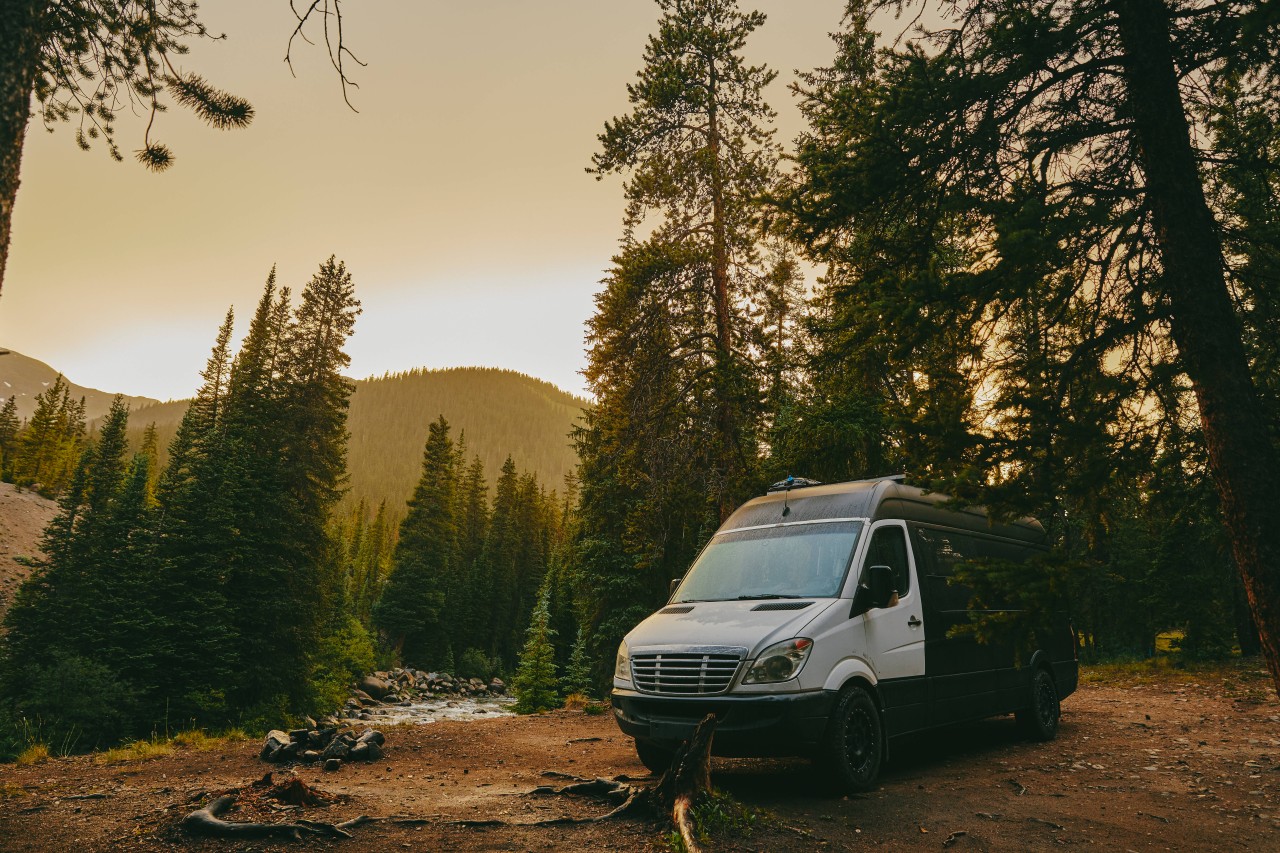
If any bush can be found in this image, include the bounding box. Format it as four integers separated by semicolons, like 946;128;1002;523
308;616;378;715
9;654;137;753
458;647;500;681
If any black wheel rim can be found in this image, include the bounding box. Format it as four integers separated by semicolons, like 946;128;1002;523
844;704;876;774
1036;676;1058;729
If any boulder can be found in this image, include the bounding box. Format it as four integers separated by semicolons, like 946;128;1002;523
321;738;350;761
356;729;385;746
260;730;292;761
489;677;505;694
323;758;342;772
358;676;393;699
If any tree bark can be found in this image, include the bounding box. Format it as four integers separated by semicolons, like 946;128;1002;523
707;61;742;522
0;1;47;300
1116;0;1280;695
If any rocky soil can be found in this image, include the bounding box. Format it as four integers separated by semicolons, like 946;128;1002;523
0;482;56;620
1;661;1276;851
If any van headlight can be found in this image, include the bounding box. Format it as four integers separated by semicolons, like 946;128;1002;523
742;638;813;684
614;640;632;684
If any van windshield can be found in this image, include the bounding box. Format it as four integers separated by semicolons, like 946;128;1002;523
673;521;864;603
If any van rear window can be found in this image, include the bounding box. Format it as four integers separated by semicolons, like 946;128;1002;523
673;522;864;603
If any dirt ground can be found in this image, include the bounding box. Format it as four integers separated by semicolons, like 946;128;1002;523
1;664;1277;852
0;482;56;620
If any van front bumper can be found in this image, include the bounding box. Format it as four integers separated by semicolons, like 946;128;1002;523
611;688;836;757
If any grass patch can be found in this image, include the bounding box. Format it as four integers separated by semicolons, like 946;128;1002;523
172;730;222;751
666;790;765;851
93;738;175;765
1081;655;1273;691
15;744;48;766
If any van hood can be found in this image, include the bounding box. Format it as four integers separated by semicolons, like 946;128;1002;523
624;599;839;658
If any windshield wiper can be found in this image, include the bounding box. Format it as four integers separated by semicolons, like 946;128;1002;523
736;594;802;600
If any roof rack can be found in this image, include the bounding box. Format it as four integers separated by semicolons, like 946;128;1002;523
846;473;906;485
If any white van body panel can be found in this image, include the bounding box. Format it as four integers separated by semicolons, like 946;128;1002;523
625;599;839;659
821;656;880;692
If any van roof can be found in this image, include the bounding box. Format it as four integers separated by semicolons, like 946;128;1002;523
723;478;1045;545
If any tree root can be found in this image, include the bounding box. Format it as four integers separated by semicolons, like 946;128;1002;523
181;794;359;840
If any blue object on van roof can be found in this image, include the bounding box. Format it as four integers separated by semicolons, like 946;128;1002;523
766;476;824;493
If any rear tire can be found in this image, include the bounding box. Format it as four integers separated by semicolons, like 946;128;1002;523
820;684;883;793
1016;668;1060;741
634;738;674;774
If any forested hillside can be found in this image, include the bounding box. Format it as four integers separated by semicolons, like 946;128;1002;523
120;368;583;511
344;368;583;510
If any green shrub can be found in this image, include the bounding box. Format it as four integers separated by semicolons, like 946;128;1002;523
10;655;136;752
308;616;377;714
458;647;499;681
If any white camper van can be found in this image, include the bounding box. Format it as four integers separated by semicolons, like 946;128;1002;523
611;476;1078;792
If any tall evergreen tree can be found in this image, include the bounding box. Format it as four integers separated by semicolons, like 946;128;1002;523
575;0;786;686
0;394;18;477
374;415;459;669
776;0;1280;692
589;0;781;517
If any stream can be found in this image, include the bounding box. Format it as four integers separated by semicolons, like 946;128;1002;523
352;695;517;726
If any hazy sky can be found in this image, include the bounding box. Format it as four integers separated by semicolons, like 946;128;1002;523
3;1;846;401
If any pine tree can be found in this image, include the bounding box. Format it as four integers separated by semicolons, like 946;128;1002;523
0;395;18;478
512;585;559;714
13;375;84;494
589;0;782;518
374;415;459;669
776;0;1280;690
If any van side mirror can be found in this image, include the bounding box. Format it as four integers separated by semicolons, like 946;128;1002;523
669;577;682;597
849;560;901;607
851;564;896;617
866;564;895;609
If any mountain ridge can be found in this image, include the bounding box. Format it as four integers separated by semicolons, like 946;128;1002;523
0;349;162;421
120;365;586;510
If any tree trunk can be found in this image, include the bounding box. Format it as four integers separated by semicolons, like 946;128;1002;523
0;0;46;300
1116;0;1280;695
707;64;741;522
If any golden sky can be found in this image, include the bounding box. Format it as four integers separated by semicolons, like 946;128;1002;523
3;1;844;401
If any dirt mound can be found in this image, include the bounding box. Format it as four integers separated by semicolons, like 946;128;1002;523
0;482;56;619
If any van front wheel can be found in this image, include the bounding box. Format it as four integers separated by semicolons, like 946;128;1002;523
821;685;883;793
1016;668;1060;741
634;738;674;774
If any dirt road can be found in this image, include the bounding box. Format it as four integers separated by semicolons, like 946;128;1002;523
1;665;1276;851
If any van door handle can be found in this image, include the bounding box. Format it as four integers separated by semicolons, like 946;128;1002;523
907;615;921;628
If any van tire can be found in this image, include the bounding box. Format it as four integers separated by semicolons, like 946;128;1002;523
820;685;883;793
634;738;674;774
1016;668;1060;741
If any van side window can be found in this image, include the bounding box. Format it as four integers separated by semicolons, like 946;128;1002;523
863;526;910;596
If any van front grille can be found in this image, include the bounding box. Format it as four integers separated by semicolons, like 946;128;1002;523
631;652;742;695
